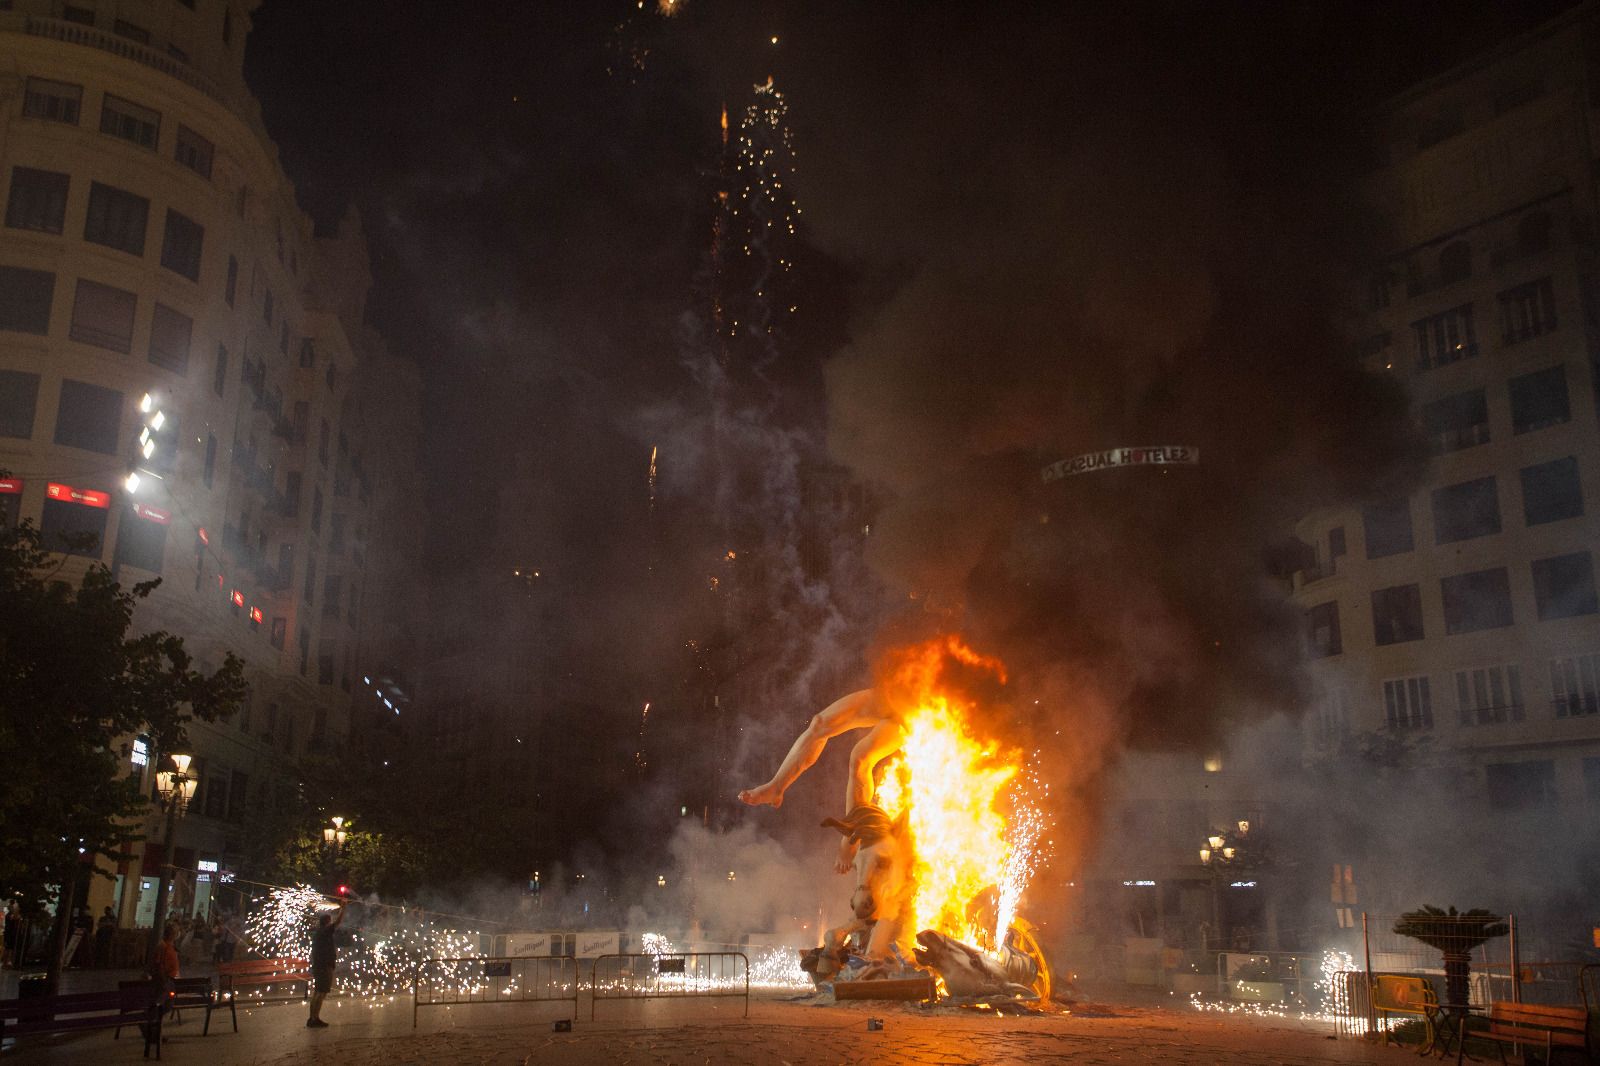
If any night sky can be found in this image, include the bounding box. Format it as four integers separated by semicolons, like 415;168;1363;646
242;0;1580;862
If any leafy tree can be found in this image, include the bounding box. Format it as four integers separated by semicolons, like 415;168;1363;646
1392;904;1508;1012
0;514;244;989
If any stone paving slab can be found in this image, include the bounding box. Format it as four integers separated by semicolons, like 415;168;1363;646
0;993;1414;1065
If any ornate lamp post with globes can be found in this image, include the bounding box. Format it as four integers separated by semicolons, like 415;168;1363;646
146;753;197;959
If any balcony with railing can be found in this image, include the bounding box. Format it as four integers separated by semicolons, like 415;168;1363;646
13;15;223;103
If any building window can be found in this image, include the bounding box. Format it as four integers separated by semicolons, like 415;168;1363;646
1440;567;1514;634
263;288;273;325
1420;389;1489;454
148;304;193;375
113;504;167;573
319;419;330;466
0;266;55;335
1431;476;1500;543
279;322;289;355
84;182;149;256
270;617;287;650
202;433;216;489
0;370;40;439
1412;304;1476;370
1329;526;1346;560
1549;653;1600;718
284;471;302;517
174;124;214;179
5;167;69;234
326;361;338;393
1498;277;1556;344
1367;271;1391;311
323;574;341;618
160;210;204;281
1532;552;1599;620
1372;584;1424;645
1455;664;1522;725
112;18;150;44
1508;365;1569;434
40;491;107;557
1363;497;1414;558
303;555;316;606
1306;601;1341;658
99;94;160;150
1485;761;1556;809
213;345;228;397
1585;758;1600;801
1383;675;1433;730
53;379;121;454
292;402;308;443
225;255;237;306
22;78;81;124
318;640;336;685
69;279;136;353
299;339;316;368
1520;456;1583;525
277;542;294;584
1437;241;1471;286
226;772;247;824
311;487;323;534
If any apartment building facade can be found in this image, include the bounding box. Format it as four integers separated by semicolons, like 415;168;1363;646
1293;7;1600;812
0;0;420;925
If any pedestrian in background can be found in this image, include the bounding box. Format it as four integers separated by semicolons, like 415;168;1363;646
1;900;20;968
95;906;117;967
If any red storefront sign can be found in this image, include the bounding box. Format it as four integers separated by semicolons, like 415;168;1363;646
196;526;209;544
46;482;110;508
131;503;171;524
231;589;245;607
0;479;20;495
249;606;263;624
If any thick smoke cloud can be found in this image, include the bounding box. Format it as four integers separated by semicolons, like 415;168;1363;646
798;9;1421;854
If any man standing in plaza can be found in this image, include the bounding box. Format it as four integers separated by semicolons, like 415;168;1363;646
306;901;345;1028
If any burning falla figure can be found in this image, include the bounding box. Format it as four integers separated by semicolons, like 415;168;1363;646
740;689;918;967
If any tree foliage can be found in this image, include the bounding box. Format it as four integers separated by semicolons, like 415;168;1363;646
0;515;245;911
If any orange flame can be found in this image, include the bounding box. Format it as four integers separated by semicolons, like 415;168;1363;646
874;638;1023;948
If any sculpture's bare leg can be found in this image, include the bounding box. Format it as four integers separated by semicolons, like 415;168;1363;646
738;690;879;809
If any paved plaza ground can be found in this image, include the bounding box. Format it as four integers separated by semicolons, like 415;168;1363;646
0;975;1419;1066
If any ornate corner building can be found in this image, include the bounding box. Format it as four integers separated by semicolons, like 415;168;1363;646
0;1;421;926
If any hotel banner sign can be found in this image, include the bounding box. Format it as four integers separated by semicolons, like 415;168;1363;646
1042;445;1199;483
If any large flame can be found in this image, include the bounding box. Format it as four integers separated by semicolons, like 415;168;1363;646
873;638;1042;950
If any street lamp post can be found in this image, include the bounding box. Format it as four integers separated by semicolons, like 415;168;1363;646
322;816;348;894
146;753;197;960
1198;819;1254;952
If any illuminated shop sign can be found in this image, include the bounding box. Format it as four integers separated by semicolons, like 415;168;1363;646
46;482;110;508
131;503;171;524
197;860;219;872
0;479;21;494
249;606;263;624
231;589;245;607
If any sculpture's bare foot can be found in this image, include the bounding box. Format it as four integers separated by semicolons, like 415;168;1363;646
737;784;783;808
834;838;859;875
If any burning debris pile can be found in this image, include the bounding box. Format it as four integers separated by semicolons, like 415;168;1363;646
750;637;1057;1004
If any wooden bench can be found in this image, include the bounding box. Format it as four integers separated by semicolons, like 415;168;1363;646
1457;1000;1591;1064
1372;974;1442;1053
115;977;233;1037
217;957;311;1004
0;987;161;1059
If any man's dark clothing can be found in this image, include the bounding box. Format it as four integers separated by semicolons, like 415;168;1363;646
311;923;337;993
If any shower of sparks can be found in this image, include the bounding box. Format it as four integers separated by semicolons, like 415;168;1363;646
635;701;651;770
243;886;488;999
995;758;1052;943
636;931;810;991
1188;949;1372;1028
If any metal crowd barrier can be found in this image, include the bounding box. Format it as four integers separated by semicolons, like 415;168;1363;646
412;954;579;1027
590;952;749;1020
